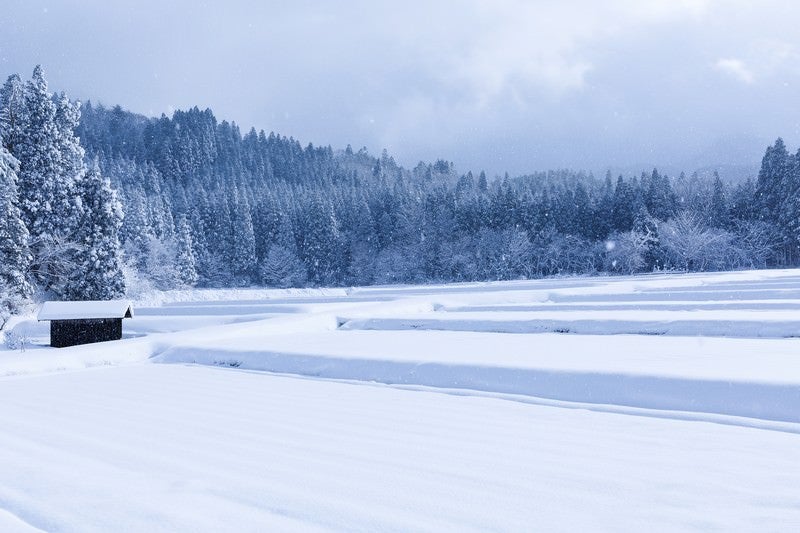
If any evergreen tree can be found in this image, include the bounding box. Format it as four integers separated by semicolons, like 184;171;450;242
65;165;125;300
729;178;757;222
175;215;198;286
341;194;377;283
118;184;153;269
0;147;32;300
259;244;307;288
455;171;475;197
708;172;729;229
611;176;634;232
595;171;614;238
478;170;488;192
198;189;233;283
229;190;257;283
0;74;25;154
778;150;800;257
144;162;173;238
633;205;661;270
54;92;86;187
646;168;676;221
571;182;593;238
755;138;790;223
295;194;342;285
15;66;83;239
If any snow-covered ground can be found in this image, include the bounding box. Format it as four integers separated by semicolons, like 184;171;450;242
2;269;800;530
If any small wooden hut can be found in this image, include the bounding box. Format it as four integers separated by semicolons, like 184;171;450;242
38;300;134;348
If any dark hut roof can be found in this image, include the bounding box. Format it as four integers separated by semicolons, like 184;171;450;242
37;300;134;321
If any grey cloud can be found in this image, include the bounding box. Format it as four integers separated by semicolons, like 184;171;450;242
2;0;799;177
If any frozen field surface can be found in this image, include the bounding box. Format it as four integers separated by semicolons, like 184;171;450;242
2;269;800;530
1;365;799;532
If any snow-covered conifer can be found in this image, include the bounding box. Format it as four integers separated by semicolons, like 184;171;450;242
54;91;86;188
15;66;83;237
756;138;790;223
259;245;307;288
118;185;153;269
0;74;25;154
295;194;342;285
0;147;32;301
64;164;125;300
708;173;730;229
229;190;256;282
175;215;198;286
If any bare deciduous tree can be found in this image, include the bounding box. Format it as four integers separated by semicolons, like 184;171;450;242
660;213;736;272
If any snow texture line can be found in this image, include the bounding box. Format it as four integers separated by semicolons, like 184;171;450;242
153;347;800;424
192;364;800;436
338;316;800;338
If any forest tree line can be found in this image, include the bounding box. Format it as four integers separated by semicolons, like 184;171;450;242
1;66;799;321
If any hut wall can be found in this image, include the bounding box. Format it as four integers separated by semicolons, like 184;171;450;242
51;318;123;348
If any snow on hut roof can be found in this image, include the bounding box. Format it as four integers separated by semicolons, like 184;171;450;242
38;300;134;321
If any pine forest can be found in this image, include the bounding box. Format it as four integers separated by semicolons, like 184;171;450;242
2;66;798;314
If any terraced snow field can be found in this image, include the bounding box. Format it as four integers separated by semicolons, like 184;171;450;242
1;269;800;531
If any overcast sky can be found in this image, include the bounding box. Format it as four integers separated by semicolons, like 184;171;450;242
2;0;800;177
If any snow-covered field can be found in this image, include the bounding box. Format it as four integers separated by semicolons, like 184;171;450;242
2;270;800;531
